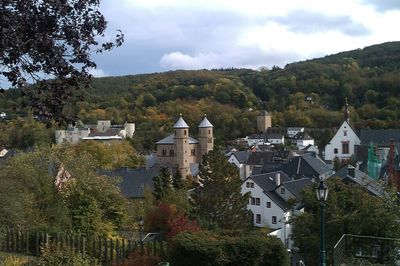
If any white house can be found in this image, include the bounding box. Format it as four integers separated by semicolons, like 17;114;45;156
227;151;250;180
287;127;304;138
267;134;285;145
241;171;312;249
293;132;314;149
324;120;360;161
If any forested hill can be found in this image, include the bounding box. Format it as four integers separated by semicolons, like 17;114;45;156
1;41;400;150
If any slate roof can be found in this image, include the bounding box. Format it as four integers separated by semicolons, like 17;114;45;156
330;165;383;197
198;116;213;128
173;116;189;128
231;151;250;164
266;133;284;140
265;190;290;211
292;132;313;140
279;153;331;179
354;144;369;162
250;171;291;192
359;129;400;145
247;151;275;165
281;178;313;198
102;167;160;198
156;134;199;144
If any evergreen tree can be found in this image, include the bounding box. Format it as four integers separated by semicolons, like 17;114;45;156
172;170;184;190
153;166;172;201
191;150;252;230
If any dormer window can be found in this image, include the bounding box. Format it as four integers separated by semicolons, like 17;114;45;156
281;187;285;194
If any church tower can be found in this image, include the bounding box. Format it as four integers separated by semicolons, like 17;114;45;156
174;114;190;177
198;114;214;160
257;110;272;133
344;98;350;123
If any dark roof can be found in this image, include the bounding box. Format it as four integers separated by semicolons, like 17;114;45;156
261;162;285;173
266;127;286;135
359;129;400;145
247;134;266;140
250;171;291;192
265;190;289;211
330;165;383;197
281;178;313;198
156;134;199;144
279;153;331;179
292;132;313;140
231;151;250;164
102;167;160;198
87;129;120;137
247;151;275;165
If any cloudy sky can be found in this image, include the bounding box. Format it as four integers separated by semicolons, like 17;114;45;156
92;0;400;77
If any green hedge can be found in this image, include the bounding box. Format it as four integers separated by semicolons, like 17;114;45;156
169;231;289;266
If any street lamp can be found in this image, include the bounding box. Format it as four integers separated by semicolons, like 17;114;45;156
139;216;144;255
316;179;329;266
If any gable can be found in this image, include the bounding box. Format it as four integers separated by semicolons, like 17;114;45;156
329;121;360;145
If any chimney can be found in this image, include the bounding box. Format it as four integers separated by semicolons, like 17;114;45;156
348;166;355;178
276;172;281;186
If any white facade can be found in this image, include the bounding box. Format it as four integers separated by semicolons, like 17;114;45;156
296;139;314;149
324;121;360;161
228;154;246;180
241;178;294;248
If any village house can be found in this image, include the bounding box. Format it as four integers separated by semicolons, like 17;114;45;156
55;120;135;144
227;151;250;180
241;171;312;249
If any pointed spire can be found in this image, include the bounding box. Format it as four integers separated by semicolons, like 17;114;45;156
344;98;350;123
198;114;213;128
173;114;189;128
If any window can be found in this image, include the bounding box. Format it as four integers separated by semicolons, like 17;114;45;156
169;150;174;157
208;137;212;143
281;187;285;194
246;182;251;188
162;149;167;156
272;216;277;224
266;202;271;208
256;214;261;224
343;130;348;136
251;197;260;206
334;148;338;154
250;182;254;188
191;149;196;156
342;142;349;154
184;130;187;135
208;129;211;134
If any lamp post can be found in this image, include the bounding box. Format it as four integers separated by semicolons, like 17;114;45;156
316;179;329;266
139;216;144;255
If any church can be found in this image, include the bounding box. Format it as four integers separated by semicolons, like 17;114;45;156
324;101;360;161
155;114;214;178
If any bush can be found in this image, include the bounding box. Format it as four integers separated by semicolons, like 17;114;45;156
34;244;99;266
169;231;289;266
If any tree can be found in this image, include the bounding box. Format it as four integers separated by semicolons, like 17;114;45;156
291;178;400;265
153;166;172;201
191;150;252;230
172;170;184;190
0;0;123;125
0;147;130;235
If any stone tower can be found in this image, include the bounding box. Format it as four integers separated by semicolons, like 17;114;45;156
257;110;272;133
174;114;190;177
198;114;214;160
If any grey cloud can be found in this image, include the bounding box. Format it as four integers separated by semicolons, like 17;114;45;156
273;11;371;36
362;0;400;12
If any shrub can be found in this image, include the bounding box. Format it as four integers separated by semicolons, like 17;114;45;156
169;231;289;266
34;244;99;266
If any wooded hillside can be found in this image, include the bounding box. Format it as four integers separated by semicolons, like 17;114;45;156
1;41;400;151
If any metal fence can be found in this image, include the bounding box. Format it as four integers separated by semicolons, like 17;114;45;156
334;234;400;266
0;227;167;265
